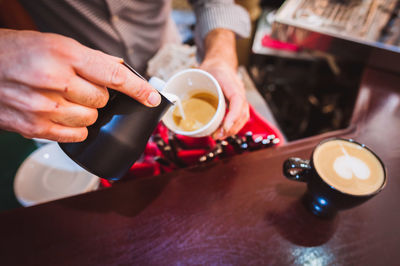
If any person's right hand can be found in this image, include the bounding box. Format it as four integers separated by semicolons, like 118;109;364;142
0;29;161;142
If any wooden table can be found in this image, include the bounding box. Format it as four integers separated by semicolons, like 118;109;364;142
0;68;399;265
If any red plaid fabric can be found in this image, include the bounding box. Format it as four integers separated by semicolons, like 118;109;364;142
100;104;284;186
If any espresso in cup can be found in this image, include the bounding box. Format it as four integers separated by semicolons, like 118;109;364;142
172;91;218;132
283;138;386;218
313;139;385;196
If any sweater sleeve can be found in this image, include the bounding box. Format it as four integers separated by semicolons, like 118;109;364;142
189;0;251;41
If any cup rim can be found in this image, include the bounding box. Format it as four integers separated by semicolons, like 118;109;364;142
162;69;225;136
311;137;387;197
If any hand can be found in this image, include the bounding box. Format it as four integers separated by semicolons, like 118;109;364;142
200;28;250;139
200;59;249;139
0;29;161;142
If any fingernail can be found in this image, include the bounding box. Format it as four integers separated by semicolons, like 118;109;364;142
147;92;161;106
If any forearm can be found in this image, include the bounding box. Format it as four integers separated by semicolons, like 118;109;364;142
202;28;238;69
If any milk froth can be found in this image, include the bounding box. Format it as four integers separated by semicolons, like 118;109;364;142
313;140;384;195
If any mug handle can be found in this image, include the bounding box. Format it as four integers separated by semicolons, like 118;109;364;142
283;157;311;182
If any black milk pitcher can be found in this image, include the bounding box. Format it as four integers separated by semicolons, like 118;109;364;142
59;63;172;181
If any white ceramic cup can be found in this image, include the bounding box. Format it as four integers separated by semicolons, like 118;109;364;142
149;69;226;137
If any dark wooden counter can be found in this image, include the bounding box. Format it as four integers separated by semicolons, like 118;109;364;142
0;68;399;265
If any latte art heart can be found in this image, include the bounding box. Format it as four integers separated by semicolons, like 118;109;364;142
333;155;371;180
313;139;385;195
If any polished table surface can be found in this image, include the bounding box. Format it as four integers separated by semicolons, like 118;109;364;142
1;68;399;265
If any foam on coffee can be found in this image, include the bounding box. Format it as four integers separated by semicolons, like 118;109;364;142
172;91;218;132
313;139;385;195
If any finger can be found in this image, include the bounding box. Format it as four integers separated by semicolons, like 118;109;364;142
212;126;226;140
213;101;249;140
213;110;248;140
73;49;161;107
228;102;249;136
1;83;98;128
49;100;99;128
0;89;89;142
223;94;247;135
15;115;89;143
63;75;109;108
36;123;88;143
0;83;65;118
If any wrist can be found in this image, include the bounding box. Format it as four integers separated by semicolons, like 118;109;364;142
203;28;238;69
200;58;234;74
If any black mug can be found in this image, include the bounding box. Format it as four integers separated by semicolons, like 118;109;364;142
59;63;172;181
283;138;386;218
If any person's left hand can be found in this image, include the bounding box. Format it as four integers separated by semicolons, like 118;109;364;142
200;59;249;139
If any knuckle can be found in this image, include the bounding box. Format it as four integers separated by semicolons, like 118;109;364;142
42;35;66;58
29;121;49;137
28;98;58;114
109;62;126;87
43;33;78;59
33;68;57;86
135;81;151;99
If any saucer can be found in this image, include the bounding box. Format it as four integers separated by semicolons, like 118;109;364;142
14;142;100;207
